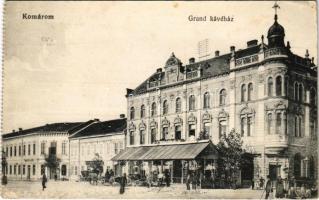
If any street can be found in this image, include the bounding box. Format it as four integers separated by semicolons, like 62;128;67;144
1;180;264;199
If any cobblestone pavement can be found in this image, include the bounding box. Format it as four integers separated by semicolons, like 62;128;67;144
1;180;264;199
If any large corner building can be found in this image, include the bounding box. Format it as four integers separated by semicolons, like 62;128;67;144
113;11;318;185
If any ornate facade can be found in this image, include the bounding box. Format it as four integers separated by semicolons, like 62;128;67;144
124;13;317;183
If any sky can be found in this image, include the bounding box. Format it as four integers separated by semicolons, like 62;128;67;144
3;1;317;133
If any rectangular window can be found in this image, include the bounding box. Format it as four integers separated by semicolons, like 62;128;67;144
175;125;181;140
62;142;66;155
130;131;134;145
28;144;31;155
14;165;16;175
219;120;227;138
163;127;169;140
33;143;36;155
10;146;12;157
41;142;45;155
203;123;210;139
188;124;195;137
241;118;245;137
18;165;21;175
9;165;12;174
23;165;25;175
23;145;26;156
49;142;57;155
140;130;145;145
32;165;36;175
114;143;119;154
268;114;272;135
247;117;252;137
276;113;282;134
14;146;16;156
19;146;21;156
151;128;156;144
6;147;8;157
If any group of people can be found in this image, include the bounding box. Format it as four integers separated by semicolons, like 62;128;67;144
104;169;115;183
186;171;200;190
264;176;314;199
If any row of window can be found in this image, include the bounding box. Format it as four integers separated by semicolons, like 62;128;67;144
4;141;67;158
130;89;227;120
267;112;287;135
72;142;124;157
4;143;36;158
129;121;227;145
7;164;36;176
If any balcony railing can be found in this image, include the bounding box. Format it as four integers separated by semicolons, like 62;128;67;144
264;48;287;59
186;71;198;79
235;54;259;66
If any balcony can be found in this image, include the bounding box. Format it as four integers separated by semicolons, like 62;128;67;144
186;71;198;79
264;48;288;59
235;54;259;67
265;134;288;154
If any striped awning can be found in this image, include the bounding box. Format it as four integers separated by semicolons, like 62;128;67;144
112;141;216;161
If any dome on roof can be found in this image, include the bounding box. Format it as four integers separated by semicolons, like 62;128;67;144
165;52;181;67
267;15;285;48
267;16;285;39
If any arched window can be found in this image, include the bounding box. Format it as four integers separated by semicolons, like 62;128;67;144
163;100;168;115
284;76;288;96
130;107;135;120
276;76;282;96
268;77;273;96
140;105;145;118
151;128;156;144
299;83;303;102
219;89;226;105
248;83;253;101
241;84;246;102
294;153;302;178
189;95;195;111
267;113;272;134
219;120;227;137
151;102;156;117
310;88;316;106
276;113;282;134
294;82;299;100
203;92;210;109
176;98;181;113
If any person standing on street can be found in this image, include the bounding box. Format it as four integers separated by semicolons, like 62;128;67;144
119;173;127;194
265;175;272;199
42;173;47;191
275;176;284;198
186;173;191;190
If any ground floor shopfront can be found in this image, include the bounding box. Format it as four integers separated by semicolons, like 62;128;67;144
112;141;225;188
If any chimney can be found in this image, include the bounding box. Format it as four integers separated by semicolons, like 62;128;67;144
120;114;125;119
18;128;23;132
12;129;15;133
230;46;235;52
247;39;258;48
126;88;134;96
215;50;220;57
156;68;162;73
94;118;100;122
189;57;195;64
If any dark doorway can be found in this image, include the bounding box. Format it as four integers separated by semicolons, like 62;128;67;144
241;153;254;188
173;160;182;183
269;164;281;185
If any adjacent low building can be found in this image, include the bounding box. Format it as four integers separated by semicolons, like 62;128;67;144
69;116;126;180
2;121;94;180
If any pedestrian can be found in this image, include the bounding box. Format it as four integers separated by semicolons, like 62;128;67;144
54;173;57;181
105;169;110;182
191;172;197;190
260;176;265;189
275;176;284;198
42;173;47;191
186;172;191;190
265;175;272;199
119;173;127;194
165;170;170;187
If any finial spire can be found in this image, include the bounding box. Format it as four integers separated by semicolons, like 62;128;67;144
305;49;309;58
272;1;280;21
